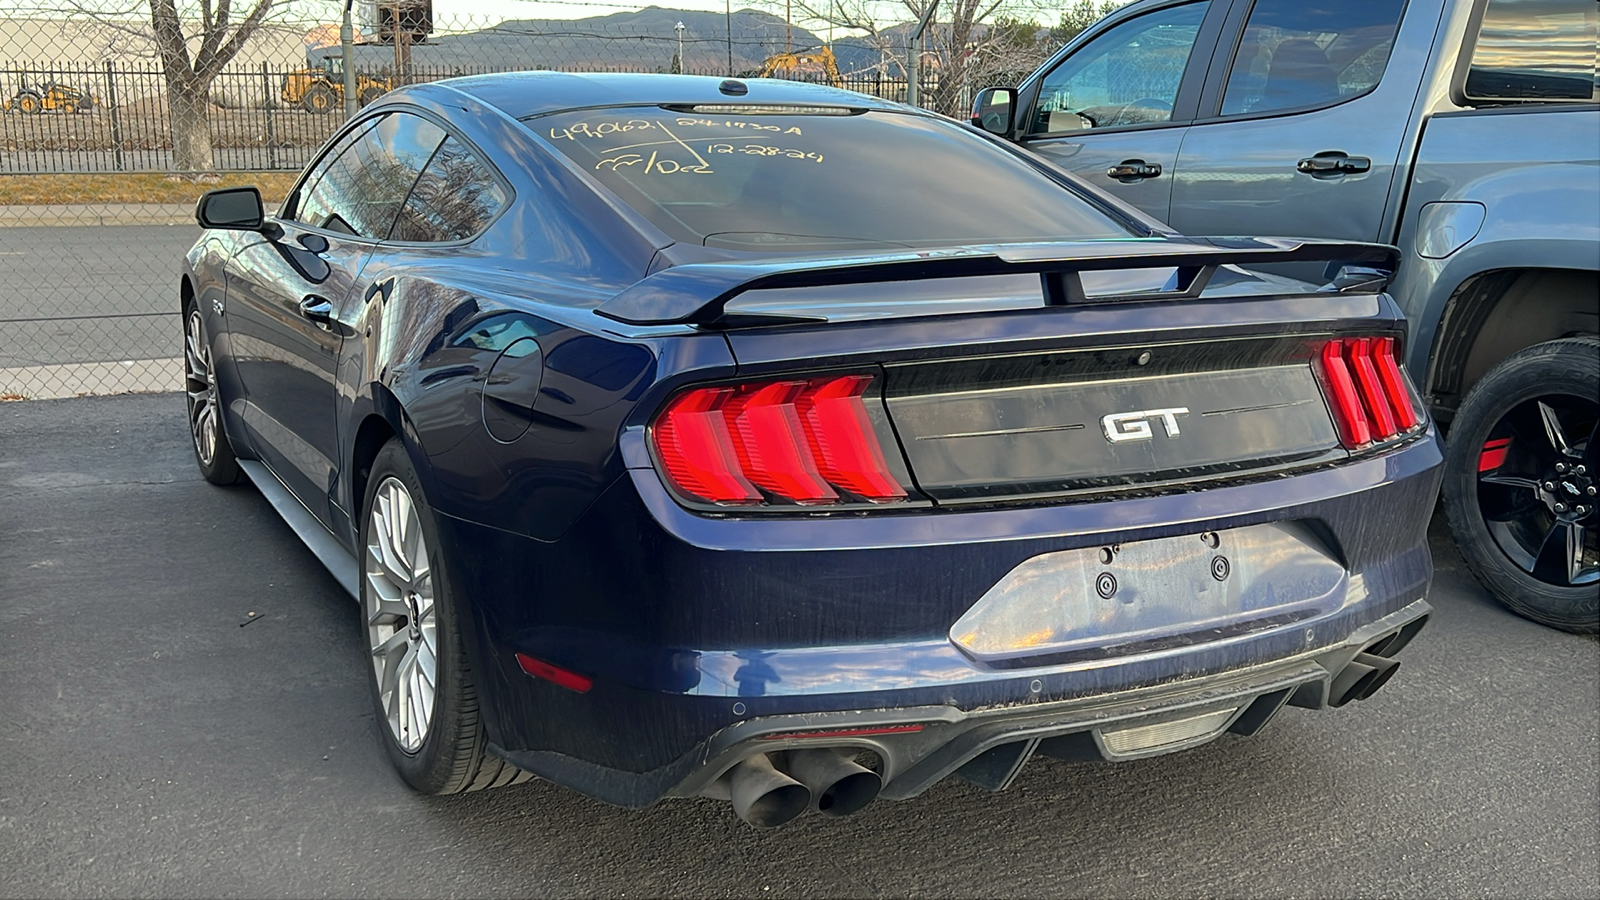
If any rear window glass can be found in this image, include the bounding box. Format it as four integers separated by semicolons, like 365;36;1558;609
1464;0;1599;102
527;106;1133;251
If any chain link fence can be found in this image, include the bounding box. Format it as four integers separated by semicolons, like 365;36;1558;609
0;3;1069;401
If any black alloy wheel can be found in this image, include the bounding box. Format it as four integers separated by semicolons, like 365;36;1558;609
1445;337;1600;632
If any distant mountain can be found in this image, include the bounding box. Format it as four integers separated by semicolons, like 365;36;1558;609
325;6;852;76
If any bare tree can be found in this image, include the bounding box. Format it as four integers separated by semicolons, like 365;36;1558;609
149;0;279;170
20;0;280;170
783;0;1055;116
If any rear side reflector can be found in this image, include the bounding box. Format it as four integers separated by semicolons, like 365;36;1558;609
652;374;909;507
1317;337;1423;449
515;653;593;693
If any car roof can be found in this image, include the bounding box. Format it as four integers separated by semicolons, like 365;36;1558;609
437;71;908;119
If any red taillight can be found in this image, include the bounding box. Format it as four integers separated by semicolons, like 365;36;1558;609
652;387;762;504
1317;336;1423;449
796;374;908;502
723;381;838;504
1373;337;1420;430
651;374;909;507
515;653;593;693
1320;341;1371;447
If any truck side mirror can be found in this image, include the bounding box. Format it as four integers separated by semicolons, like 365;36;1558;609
971;88;1017;136
196;186;267;231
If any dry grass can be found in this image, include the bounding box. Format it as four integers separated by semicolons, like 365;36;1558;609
0;172;297;206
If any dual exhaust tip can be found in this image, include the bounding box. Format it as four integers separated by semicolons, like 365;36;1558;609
715;749;882;828
1328;651;1401;707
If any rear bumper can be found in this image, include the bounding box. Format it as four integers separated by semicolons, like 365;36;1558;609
488;599;1430;805
431;430;1442;807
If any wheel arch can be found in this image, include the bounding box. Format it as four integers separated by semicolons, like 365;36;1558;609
1425;267;1600;424
345;379;445;525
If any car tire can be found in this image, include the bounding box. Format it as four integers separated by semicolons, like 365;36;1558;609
1443;336;1600;633
360;439;533;794
183;304;243;486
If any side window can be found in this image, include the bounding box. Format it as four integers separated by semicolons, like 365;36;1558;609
1464;0;1598;102
1027;2;1209;135
294;113;447;238
283;119;376;223
1219;0;1407;117
390;137;507;243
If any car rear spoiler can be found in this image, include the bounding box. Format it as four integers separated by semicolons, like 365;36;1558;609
594;237;1401;327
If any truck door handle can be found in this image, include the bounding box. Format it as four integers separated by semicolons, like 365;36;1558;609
298;294;334;325
1107;160;1162;180
1297;152;1371;175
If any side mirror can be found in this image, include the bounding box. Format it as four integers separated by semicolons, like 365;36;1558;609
970;87;1017;136
196;186;266;231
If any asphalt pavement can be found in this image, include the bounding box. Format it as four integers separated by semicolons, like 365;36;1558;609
1;394;1597;899
0;225;198;366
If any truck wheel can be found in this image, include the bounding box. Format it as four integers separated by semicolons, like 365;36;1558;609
301;83;337;114
358;84;385;106
16;92;41;114
1443;336;1599;633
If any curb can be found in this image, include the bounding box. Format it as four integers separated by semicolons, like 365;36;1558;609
0;357;182;400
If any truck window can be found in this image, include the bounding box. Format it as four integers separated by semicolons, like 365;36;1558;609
1026;2;1210;135
1219;0;1407;117
1464;0;1599;102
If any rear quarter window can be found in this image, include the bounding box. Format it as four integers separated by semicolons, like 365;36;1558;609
1463;0;1600;102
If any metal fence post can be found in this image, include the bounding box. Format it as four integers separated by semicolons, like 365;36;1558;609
105;60;124;172
262;61;278;170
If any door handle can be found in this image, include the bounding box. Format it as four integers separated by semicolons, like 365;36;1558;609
1297;152;1371;175
298;294;334;325
1107;160;1163;180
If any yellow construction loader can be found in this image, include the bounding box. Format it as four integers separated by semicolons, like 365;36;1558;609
281;55;391;114
757;46;844;89
4;79;97;113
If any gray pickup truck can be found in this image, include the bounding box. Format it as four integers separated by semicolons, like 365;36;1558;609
972;0;1599;631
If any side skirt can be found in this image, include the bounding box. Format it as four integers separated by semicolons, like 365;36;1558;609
238;459;360;601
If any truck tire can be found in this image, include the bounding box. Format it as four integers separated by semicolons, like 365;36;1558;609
1443;336;1599;633
16;91;41;114
301;83;337;114
358;84;385;106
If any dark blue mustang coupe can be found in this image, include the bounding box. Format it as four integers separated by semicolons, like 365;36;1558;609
182;73;1441;826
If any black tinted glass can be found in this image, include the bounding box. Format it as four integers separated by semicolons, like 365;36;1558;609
296;113;447;237
532;107;1131;250
392;137;507;242
1221;0;1406;116
1466;0;1599;101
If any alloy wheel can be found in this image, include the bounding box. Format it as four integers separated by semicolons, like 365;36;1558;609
184;310;219;467
365;476;439;753
1476;393;1599;587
